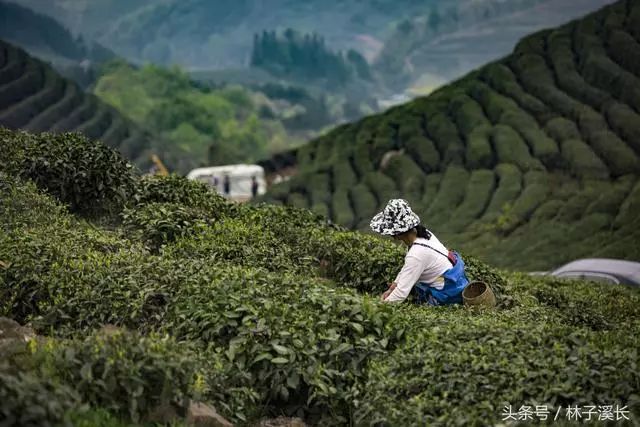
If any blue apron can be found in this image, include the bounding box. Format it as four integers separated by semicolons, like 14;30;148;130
413;247;469;306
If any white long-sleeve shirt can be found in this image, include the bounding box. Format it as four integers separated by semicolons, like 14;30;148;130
384;235;452;303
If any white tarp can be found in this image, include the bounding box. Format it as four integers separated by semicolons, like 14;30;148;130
187;164;266;199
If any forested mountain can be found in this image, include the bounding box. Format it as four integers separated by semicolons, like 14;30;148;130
11;0;613;81
261;0;640;271
375;0;617;91
0;40;155;167
9;0;435;68
0;2;114;63
0;2;116;87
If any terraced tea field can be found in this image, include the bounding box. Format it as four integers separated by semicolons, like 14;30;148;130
0;40;153;165
263;0;640;271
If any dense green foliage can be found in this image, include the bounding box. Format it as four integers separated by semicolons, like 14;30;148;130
93;60;368;174
0;40;154;167
264;0;640;271
94;60;296;173
0;128;136;216
1;127;639;426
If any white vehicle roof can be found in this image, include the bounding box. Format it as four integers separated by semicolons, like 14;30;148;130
187;164;264;179
552;258;640;283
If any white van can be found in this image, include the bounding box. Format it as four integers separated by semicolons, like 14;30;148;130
187;164;266;202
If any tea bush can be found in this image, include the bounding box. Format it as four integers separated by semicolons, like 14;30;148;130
164;267;404;423
133;174;229;214
480;64;549;118
499;111;559;165
331;188;355;228
364;171;398;210
604;101;640;153
448;170;495;232
121;202;215;251
349;183;377;220
0;173;68;231
354;308;639;426
286;192;309;210
469;82;519;124
331;159;357;189
504;171;549;230
544;117;581;142
33;331;207;423
491;125;543;171
424;166;469;226
450;94;488;135
588;130;639;176
0;128;136;216
614;180;640;229
0;366;81;427
586;175;635;215
307;172;332;207
481;164;522;222
561;139;609;179
351;143;374;176
426;113;463;161
417;173;442;213
464;125;494;169
404;135;440;172
383;155;424;204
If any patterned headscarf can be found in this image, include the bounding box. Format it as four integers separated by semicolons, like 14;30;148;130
370;199;420;236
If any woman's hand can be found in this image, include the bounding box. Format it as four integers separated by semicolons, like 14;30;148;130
381;282;397;301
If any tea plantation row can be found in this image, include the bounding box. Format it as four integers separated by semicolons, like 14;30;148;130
261;0;640;271
1;128;639;426
0;39;154;166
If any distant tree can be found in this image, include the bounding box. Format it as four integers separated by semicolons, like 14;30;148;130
250;33;261;66
347;49;372;80
398;19;414;34
428;6;441;31
250;29;370;86
446;7;459;23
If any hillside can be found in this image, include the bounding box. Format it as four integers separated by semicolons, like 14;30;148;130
262;0;640;271
0;40;155;167
1;126;639;426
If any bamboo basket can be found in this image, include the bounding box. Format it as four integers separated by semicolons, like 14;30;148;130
462;281;497;308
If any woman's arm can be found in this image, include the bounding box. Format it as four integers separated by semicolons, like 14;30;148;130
383;254;426;302
381;282;397;300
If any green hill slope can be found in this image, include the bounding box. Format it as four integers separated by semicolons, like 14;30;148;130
262;0;640;271
0;40;155;166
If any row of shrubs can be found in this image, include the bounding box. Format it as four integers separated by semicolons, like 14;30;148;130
0;40;152;166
